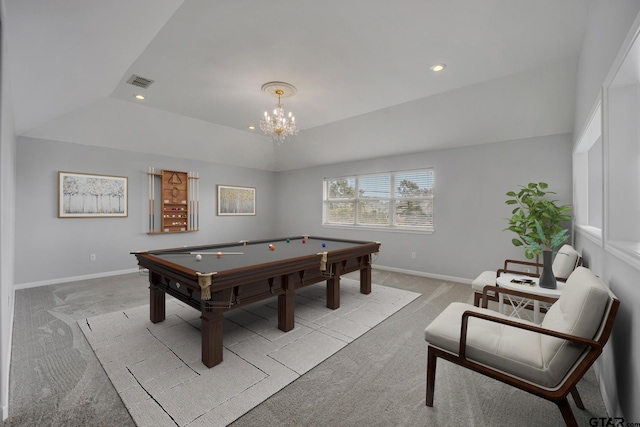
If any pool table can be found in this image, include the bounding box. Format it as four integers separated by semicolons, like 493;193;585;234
132;236;381;367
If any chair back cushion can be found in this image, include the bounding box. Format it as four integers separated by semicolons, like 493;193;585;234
539;267;610;384
552;245;580;278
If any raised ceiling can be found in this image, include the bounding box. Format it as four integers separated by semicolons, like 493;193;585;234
4;0;591;171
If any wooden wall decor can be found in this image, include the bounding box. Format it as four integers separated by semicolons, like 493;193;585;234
148;168;199;233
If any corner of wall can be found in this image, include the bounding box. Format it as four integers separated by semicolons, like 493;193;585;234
1;3;18;418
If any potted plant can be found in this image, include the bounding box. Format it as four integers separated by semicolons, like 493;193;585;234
504;182;572;288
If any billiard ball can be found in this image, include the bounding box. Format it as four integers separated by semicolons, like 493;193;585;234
195;254;202;261
269;244;275;251
322;242;326;247
216;252;222;258
302;239;306;244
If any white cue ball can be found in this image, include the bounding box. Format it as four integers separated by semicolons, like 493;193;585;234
195;254;202;261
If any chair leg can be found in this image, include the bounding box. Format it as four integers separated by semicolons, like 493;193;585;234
426;346;437;406
570;386;585;410
473;292;482;307
556;398;578;427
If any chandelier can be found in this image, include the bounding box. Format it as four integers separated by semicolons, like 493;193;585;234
259;82;298;144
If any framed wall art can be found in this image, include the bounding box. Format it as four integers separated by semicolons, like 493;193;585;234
59;171;128;218
217;185;256;216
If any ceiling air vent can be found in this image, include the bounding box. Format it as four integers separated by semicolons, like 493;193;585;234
127;74;154;89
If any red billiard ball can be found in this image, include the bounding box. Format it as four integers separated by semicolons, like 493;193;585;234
216;252;222;258
302;239;306;244
269;244;275;251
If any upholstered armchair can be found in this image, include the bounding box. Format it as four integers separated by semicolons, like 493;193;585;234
424;267;619;427
472;244;582;307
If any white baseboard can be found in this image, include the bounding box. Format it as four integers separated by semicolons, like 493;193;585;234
373;264;472;285
14;268;141;290
14;265;471;291
594;360;622;418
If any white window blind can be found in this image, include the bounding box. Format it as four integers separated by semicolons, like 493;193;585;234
324;178;356;224
323;169;434;232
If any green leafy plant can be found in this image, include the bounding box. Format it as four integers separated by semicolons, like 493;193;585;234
521;220;570;255
504;182;572;259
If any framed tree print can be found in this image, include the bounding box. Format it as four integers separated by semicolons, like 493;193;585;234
217;185;256;216
59;171;128;217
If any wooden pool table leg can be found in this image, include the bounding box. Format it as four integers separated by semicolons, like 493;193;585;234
327;263;341;309
360;262;372;294
278;275;295;332
149;275;166;323
201;304;224;368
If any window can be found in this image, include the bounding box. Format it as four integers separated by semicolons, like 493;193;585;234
600;17;640;268
573;101;603;243
323;169;434;232
587;137;603;229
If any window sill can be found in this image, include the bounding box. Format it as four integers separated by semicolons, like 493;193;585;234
322;224;434;235
605;240;640;270
575;225;603;246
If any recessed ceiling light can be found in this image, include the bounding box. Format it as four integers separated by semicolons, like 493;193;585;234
248;125;255;130
134;94;145;100
430;64;446;72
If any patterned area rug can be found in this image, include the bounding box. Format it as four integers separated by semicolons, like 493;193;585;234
78;279;420;427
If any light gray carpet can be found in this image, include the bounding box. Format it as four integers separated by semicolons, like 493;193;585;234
77;279;420;426
2;269;610;427
230;270;610;427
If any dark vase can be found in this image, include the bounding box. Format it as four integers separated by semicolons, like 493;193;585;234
539;250;557;289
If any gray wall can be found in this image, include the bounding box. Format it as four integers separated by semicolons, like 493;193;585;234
15;136;277;285
572;0;640;421
15;132;572;286
274;134;572;281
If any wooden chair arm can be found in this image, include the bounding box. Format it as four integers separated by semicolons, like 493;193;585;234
458;310;602;360
498;259;541;279
497;265;570;283
499;258;573;282
503;258;541;270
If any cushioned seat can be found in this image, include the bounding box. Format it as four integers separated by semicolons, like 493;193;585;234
424;267;619;426
471;270;499;305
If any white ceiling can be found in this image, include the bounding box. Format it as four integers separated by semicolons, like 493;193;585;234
3;0;591;171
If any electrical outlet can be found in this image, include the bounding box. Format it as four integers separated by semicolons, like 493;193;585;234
90;254;96;261
411;252;416;259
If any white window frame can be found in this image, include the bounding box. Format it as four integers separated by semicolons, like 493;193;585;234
322;169;434;233
573;100;603;246
601;11;640;270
